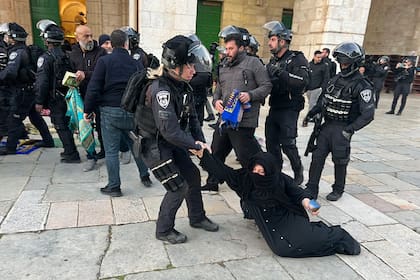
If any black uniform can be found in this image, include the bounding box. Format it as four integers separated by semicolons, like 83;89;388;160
35;46;80;160
305;71;375;198
199;151;361;257
323;57;337;78
0;39;10;138
369;63;389;108
0;42;53;154
141;71;207;235
190;71;212;126
265;50;309;180
389;65;415;114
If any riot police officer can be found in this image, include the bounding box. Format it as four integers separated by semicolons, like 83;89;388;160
140;35;218;244
120;26;159;68
34;20;80;163
368;55;390;108
0;22;54;155
263;20;309;184
0;23;10;141
303;42;375;201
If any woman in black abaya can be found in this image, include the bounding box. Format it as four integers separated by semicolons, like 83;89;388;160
193;148;361;258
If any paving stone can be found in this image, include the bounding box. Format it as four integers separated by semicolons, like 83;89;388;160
165;215;271;268
396;171;420;187
0;226;108;279
46;202;78;229
351;153;382;162
346;174;382;186
100;222;169;278
78;200;114;227
142;196;188;221
44;182;109;202
374;193;419;210
366;173;419;191
396;190;420;206
353;193;400;212
385;160;420;171
370;224;420;258
350;162;400;173
202;193;236;215
224;256;292;280
386;211;420;230
0;163;33;178
328;193;397;226
0;200;13;224
276;255;363;280
339;247;404;280
31;162;55;177
24;176;50;191
0;176;27;200
125;263;235;280
219;190;242;214
112;198;149;225
53;163;100;184
362;240;420;280
341;220;384;243
317;205;354;225
0;190;49;234
344;184;371;194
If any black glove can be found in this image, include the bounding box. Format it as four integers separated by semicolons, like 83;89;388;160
266;64;281;78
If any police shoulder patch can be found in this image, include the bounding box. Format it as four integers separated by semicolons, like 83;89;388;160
133;53;141;60
9;51;18;60
37;56;44;68
156;90;170;109
360;89;372;103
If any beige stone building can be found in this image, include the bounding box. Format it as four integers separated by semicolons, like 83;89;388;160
1;0;419;91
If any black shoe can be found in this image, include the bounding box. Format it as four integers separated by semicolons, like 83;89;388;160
34;140;55;148
0;147;16;155
141;175;153;187
396;111;402;116
201;183;219;192
100;185;122;197
326;190;343;201
385;110;394;114
293;166;304;185
204;115;215;122
97;150;105;159
156;229;187;244
190;217;219;232
60;153;81;163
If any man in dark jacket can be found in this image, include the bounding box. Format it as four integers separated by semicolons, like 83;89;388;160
322;47;337;78
263;21;309;185
368;56;390;108
201;26;272;192
70;25;107;169
83;29;152;196
305;50;330;112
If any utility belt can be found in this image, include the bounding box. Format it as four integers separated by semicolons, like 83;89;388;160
20;84;34;92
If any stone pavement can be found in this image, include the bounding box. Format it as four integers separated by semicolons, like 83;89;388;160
0;93;420;279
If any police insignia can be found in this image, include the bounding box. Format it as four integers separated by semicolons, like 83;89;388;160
156;91;170;109
9;52;17;60
37;57;44;68
133;53;140;60
360;89;372;103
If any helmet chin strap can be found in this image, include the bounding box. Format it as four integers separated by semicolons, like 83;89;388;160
340;64;359;78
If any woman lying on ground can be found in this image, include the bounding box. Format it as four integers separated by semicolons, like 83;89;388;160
191;145;361;258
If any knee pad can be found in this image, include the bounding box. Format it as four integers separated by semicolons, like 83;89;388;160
151;159;185;192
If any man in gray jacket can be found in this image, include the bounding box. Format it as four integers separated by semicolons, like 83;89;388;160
202;31;272;192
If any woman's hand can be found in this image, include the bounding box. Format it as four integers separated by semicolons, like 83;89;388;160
189;141;211;158
302;198;320;216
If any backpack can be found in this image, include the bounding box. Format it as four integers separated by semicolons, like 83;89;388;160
22;44;44;83
121;67;161;137
47;50;72;93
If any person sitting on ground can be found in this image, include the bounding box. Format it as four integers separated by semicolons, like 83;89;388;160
190;146;361;258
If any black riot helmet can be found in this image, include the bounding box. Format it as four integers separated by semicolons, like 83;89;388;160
6;22;28;42
218;25;249;46
36;19;64;43
378;55;390;64
248;35;260;53
120;26;139;50
262;21;292;41
162;34;212;73
333;42;365;77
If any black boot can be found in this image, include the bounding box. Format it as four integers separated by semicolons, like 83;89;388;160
57;129;80;163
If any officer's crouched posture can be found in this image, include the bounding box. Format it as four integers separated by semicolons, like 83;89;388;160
139;35;218;244
34;20;80;163
303;42;375;201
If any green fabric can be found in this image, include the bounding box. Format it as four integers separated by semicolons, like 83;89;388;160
65;87;96;154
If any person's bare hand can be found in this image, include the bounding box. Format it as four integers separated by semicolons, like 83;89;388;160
35;104;43;113
239;92;250;103
214;100;224;113
75;70;86;82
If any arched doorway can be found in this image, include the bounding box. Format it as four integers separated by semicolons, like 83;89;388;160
59;0;86;45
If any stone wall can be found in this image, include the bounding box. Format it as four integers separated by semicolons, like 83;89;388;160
364;0;420;56
0;0;33;44
292;0;371;61
138;0;198;58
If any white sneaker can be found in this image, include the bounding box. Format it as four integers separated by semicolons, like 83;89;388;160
120;151;131;165
83;159;96;172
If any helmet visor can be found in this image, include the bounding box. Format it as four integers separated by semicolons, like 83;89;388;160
262;21;286;36
218;25;240;39
0;23;8;35
188;43;212;73
36;19;57;33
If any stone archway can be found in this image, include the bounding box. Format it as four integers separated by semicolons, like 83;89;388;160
59;0;86;45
